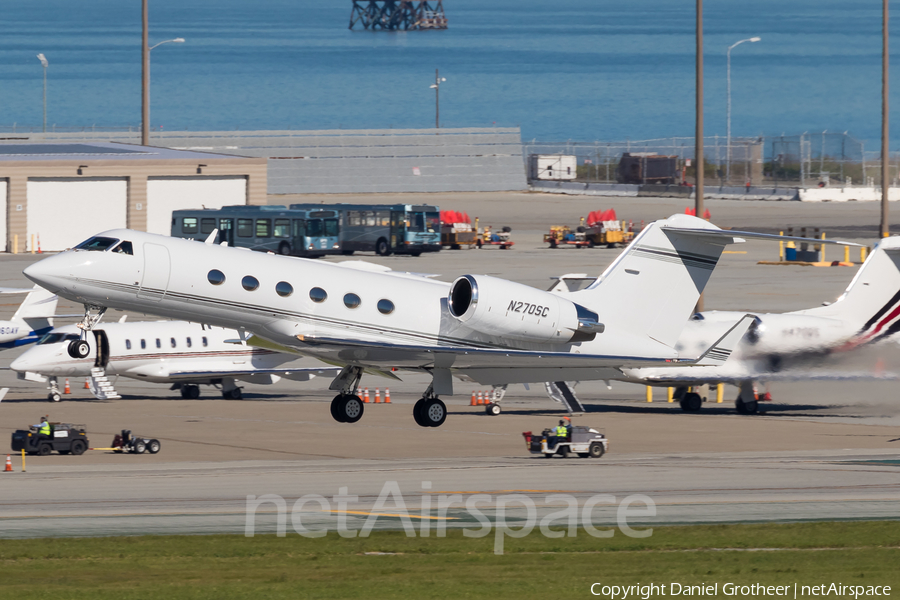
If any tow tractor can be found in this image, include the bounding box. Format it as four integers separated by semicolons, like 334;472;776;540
440;210;477;249
11;422;89;456
477;225;514;249
523;426;608;458
544;209;633;249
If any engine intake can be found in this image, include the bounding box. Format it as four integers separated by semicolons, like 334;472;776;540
448;274;602;343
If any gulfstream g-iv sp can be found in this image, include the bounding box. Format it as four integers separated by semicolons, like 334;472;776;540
25;214;848;427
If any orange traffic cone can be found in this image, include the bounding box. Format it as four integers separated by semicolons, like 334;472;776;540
363;387;370;403
384;388;391;403
471;391;477;406
84;378;90;390
4;455;12;472
37;234;42;254
63;379;71;394
374;388;381;403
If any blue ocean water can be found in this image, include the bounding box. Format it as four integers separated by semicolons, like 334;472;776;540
0;0;896;146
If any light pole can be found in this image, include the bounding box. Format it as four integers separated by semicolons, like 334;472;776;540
726;36;760;183
141;0;183;146
36;53;48;133
429;69;446;128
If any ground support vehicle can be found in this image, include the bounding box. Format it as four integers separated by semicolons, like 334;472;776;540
109;429;161;454
441;224;476;249
522;426;608;458
476;225;514;249
545;225;633;249
11;423;89;456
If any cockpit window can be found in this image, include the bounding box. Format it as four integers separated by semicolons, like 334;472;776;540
38;332;80;345
111;241;134;255
76;236;119;252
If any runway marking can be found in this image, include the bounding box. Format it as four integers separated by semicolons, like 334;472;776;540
723;251;748;254
325;510;458;520
426;489;582;494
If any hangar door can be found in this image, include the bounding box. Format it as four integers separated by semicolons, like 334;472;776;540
147;177;247;236
27;179;127;252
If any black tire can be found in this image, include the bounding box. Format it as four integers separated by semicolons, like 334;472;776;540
58;450;70;455
341;250;355;256
134;440;146;454
502;226;512;233
375;238;391;256
556;445;569;458
549;239;557;248
543;452;553;458
420;398;447;427
587;239;596;248
331;395;348;423
736;398;758;415
70;440;86;456
476;239;483;248
38;444;52;456
486;403;501;416
48;392;61;403
340;395;364;424
147;439;161;454
222;388;242;400
680;392;702;412
68;339;90;359
577;453;590;458
278;242;292;256
180;387;189;399
576;226;585;233
413;398;427;426
589;442;605;458
185;385;201;400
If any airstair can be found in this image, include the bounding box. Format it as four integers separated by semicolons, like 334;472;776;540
89;367;120;400
544;381;585;414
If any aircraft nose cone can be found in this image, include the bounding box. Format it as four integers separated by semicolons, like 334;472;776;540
23;257;62;293
10;354;29;372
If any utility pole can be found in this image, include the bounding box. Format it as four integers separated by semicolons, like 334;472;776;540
882;0;890;238
695;0;704;311
141;0;150;146
430;69;446;128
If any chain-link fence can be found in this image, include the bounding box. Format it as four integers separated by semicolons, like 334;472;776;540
524;132;887;187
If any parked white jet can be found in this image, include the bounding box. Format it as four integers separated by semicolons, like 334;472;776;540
0;285;61;350
11;320;339;402
22;214;852;427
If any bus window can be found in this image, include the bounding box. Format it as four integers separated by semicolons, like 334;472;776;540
409;213;425;232
307;219;324;237
274;219;290;238
293;219;306;238
426;212;440;233
256;219;271;238
182;218;199;234
365;211;376;226
325;218;339;237
348;211;361;227
200;218;216;234
237;219;253;238
377;211;390;226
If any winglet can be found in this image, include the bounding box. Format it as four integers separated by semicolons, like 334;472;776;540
688;314;756;366
204;228;219;244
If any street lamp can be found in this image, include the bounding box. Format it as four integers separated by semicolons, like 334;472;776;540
429;68;446;128
141;25;184;145
36;53;48;133
726;36;760;183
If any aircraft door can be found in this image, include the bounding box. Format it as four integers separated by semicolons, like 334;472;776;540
218;219;234;246
93;330;110;369
137;243;171;302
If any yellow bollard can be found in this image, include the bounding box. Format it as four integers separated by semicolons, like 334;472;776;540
30;234;35;254
861;246;868;262
778;231;784;261
21;448;25;473
717;383;724;403
844;245;850;264
819;232;826;263
13;234;18;255
667;387;674;403
646;386;653;403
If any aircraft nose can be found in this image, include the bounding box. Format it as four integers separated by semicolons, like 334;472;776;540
23;256;65;294
10;354;30;372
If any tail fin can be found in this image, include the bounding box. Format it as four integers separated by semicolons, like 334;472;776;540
569;214;739;349
798;237;900;345
12;285;59;332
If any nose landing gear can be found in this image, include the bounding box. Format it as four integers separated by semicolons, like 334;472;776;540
67;305;107;359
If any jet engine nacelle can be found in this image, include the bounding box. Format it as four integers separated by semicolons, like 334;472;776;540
447;274;603;343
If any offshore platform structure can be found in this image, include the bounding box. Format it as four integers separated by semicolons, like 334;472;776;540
349;1;448;30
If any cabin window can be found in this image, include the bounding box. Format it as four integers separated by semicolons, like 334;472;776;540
309;287;327;303
255;219;271;238
186;337;192;348
343;293;361;309
274;219;290;238
237;219;254;238
377;299;395;315
125;339;132;350
75;236;119;252
242;276;259;291
200;218;217;234
112;241;133;255
276;281;293;297
182;218;199;234
156;338;161;349
202;336;208;347
171;337;177;348
208;270;226;285
141;339;146;349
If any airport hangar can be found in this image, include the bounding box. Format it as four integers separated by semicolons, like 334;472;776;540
0;141;267;253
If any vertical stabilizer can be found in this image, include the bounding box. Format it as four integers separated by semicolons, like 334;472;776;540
12;285;59;332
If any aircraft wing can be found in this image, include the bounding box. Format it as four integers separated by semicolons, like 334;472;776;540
663;227;864;247
637;370;900;384
163;366;342;381
0;287;35;294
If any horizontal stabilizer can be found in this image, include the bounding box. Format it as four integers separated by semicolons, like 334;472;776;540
689;314;755;366
663;227;863;247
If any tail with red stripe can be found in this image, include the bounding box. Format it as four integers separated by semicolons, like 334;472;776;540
797;237;900;346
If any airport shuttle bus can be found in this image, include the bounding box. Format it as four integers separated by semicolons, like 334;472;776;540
171;206;341;257
289;203;441;257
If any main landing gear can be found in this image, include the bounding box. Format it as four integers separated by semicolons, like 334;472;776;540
67;305;106;359
413;386;446;428
327;367;448;427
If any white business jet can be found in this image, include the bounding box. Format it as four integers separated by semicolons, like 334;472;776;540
21;214;854;427
11;319;340;402
0;285;62;350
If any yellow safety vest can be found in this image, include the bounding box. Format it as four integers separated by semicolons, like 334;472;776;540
39;422;51;436
556;425;567;437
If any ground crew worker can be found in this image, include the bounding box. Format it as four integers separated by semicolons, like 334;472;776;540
33;416;51;439
562;416;573;438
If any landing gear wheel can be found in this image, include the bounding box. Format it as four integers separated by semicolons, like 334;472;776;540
134;440;146;454
679;392;702;412
38;444;52;456
588;442;605;458
147;439;161;454
48;392;61;403
375;238;391;256
413;398;427;426
331;395;348;423
68;339;90;359
222;388;242;400
335;394;364;423
485;403;501;416
414;398;446;427
70;440;86;456
183;385;201;400
735;398;759;415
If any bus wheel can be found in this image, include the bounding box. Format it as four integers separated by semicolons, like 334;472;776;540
376;238;391;256
278;242;292;256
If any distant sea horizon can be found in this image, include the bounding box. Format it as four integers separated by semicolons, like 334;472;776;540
1;0;898;149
